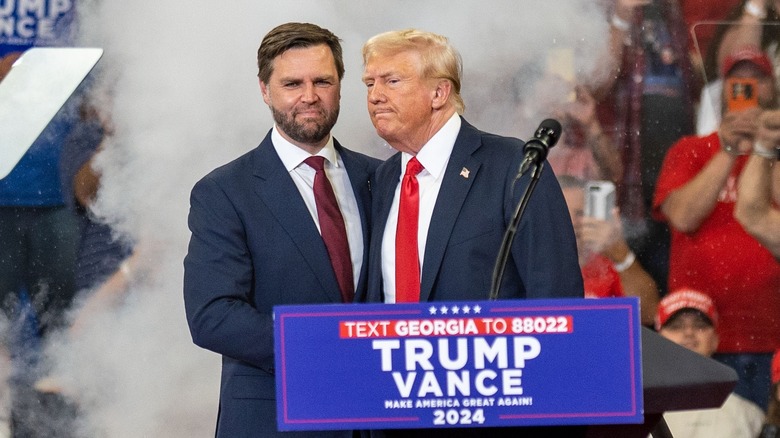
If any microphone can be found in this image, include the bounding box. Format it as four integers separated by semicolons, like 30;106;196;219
518;119;562;176
491;118;563;299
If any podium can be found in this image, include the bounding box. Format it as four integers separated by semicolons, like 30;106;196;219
273;299;737;436
586;326;738;437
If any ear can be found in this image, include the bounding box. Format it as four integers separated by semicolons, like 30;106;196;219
431;79;453;110
260;79;272;105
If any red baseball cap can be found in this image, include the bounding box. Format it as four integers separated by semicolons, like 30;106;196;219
655;289;718;331
772;350;780;385
722;46;774;77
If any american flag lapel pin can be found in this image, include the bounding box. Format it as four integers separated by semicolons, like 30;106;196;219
460;167;470;179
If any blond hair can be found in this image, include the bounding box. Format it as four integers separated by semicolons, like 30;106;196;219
362;29;465;114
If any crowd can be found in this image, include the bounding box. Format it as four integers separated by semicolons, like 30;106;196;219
1;0;780;437
550;0;780;436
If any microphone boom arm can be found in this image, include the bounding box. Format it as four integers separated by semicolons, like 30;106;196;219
489;119;561;300
489;161;546;300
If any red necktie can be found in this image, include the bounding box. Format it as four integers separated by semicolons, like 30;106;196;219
396;157;424;303
304;156;354;303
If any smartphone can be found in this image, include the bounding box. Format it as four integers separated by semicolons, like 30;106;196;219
584;180;616;220
726;77;759;112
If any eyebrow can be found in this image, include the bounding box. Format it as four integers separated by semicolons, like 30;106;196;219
362;71;394;83
278;74;337;83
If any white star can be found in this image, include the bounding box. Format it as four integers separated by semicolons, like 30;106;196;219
439;306;449;314
429;306;438;315
473;305;482;314
452;306;460;314
462;305;471;314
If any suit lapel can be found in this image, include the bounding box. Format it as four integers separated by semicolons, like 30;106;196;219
420;121;482;302
367;153;402;302
337;142;372;295
250;134;343;303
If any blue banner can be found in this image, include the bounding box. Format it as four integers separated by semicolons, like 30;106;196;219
0;0;76;56
274;297;643;431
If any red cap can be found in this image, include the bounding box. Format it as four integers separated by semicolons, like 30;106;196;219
772;350;780;385
655;289;718;331
722;46;774;77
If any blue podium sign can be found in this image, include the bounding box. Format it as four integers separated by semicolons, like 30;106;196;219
1;0;77;56
274;298;642;431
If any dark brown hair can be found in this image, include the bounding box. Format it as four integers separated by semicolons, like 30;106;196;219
257;22;344;83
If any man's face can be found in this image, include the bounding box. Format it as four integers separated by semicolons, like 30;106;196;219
362;50;439;154
659;310;719;357
260;44;340;152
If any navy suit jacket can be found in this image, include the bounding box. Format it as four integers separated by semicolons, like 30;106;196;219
184;131;380;438
363;118;583;304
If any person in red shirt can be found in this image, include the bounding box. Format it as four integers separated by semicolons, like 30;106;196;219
653;46;780;410
654;289;765;437
559;175;660;325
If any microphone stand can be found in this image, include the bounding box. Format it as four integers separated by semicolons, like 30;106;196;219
488;159;546;301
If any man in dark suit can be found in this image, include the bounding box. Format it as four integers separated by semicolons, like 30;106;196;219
360;28;582;304
359;29;584;438
183;23;379;438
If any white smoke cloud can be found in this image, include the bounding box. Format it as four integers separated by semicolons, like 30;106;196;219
42;1;611;436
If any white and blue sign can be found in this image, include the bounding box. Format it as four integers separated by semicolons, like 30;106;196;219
274;297;643;431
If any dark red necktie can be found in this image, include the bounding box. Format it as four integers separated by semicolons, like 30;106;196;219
395;157;424;303
304;156;354;303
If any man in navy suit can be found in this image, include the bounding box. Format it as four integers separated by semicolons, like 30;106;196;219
360;29;584;437
184;23;379;438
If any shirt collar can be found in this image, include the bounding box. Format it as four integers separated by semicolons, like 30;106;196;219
401;113;461;179
271;125;339;171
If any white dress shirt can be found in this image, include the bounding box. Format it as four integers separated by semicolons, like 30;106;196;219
381;114;461;303
271;126;363;292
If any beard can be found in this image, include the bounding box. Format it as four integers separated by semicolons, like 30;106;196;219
271;104;339;145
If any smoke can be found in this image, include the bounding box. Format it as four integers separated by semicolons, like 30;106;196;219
41;1;611;436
